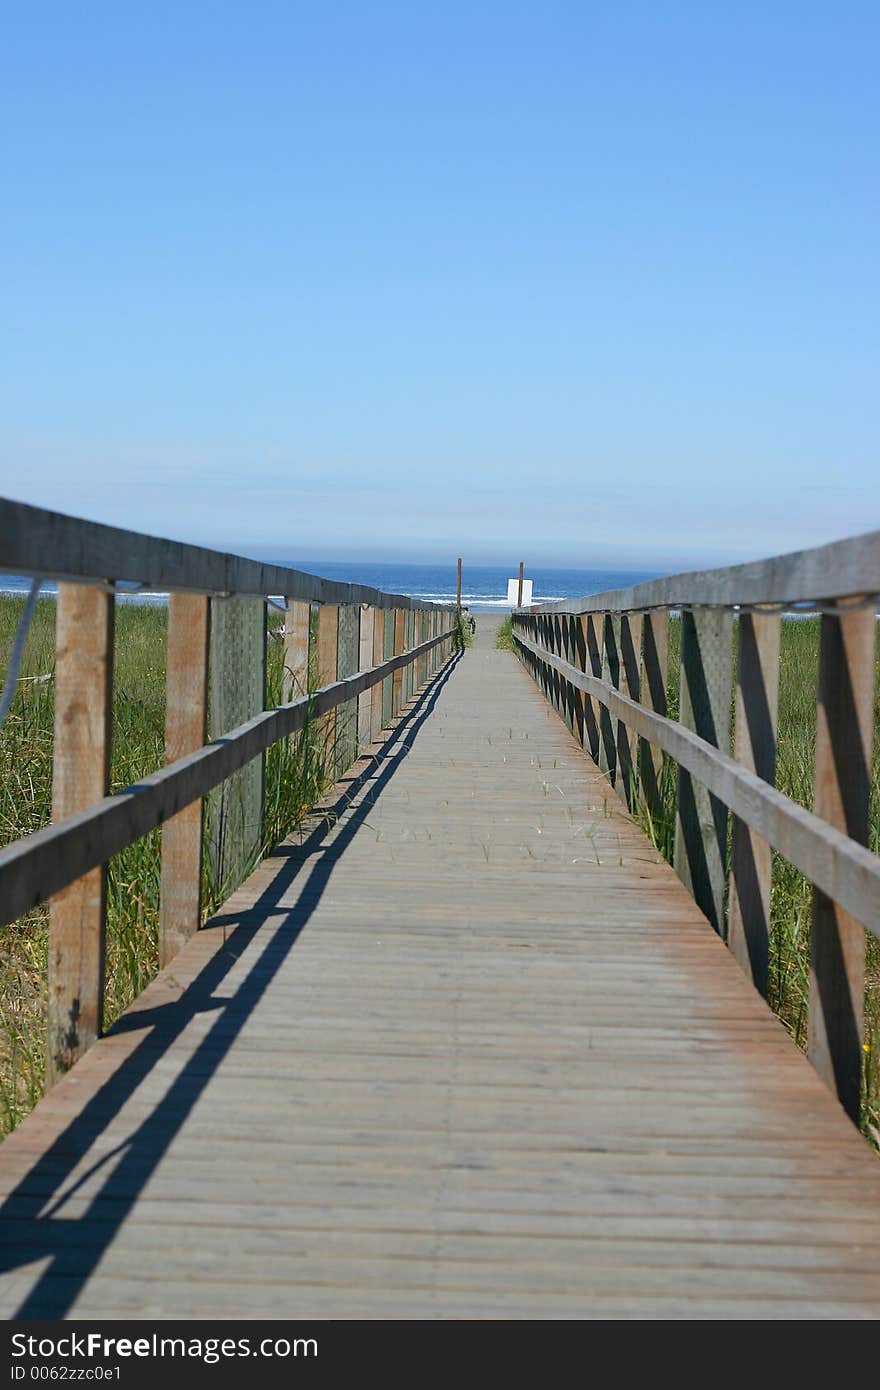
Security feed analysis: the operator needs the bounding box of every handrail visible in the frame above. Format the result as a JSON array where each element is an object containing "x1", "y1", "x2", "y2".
[
  {"x1": 531, "y1": 528, "x2": 880, "y2": 614},
  {"x1": 0, "y1": 497, "x2": 452, "y2": 610},
  {"x1": 0, "y1": 624, "x2": 455, "y2": 930},
  {"x1": 511, "y1": 526, "x2": 879, "y2": 1128},
  {"x1": 0, "y1": 499, "x2": 461, "y2": 1091},
  {"x1": 513, "y1": 628, "x2": 880, "y2": 937}
]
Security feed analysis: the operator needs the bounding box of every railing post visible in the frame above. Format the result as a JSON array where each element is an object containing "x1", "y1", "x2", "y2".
[
  {"x1": 316, "y1": 603, "x2": 339, "y2": 774},
  {"x1": 371, "y1": 608, "x2": 385, "y2": 738},
  {"x1": 617, "y1": 612, "x2": 642, "y2": 808},
  {"x1": 808, "y1": 601, "x2": 875, "y2": 1120},
  {"x1": 207, "y1": 596, "x2": 266, "y2": 896},
  {"x1": 638, "y1": 608, "x2": 669, "y2": 835},
  {"x1": 673, "y1": 608, "x2": 734, "y2": 934},
  {"x1": 283, "y1": 600, "x2": 310, "y2": 703},
  {"x1": 47, "y1": 582, "x2": 114, "y2": 1086},
  {"x1": 382, "y1": 605, "x2": 394, "y2": 726},
  {"x1": 391, "y1": 608, "x2": 406, "y2": 717},
  {"x1": 599, "y1": 614, "x2": 617, "y2": 781},
  {"x1": 358, "y1": 605, "x2": 375, "y2": 752},
  {"x1": 584, "y1": 613, "x2": 602, "y2": 763},
  {"x1": 572, "y1": 615, "x2": 587, "y2": 748},
  {"x1": 159, "y1": 594, "x2": 210, "y2": 969},
  {"x1": 336, "y1": 605, "x2": 359, "y2": 776},
  {"x1": 728, "y1": 610, "x2": 780, "y2": 995}
]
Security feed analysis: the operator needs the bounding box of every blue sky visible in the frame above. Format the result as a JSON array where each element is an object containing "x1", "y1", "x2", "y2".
[{"x1": 2, "y1": 2, "x2": 877, "y2": 569}]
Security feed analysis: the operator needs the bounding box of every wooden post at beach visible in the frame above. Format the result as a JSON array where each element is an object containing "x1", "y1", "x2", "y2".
[
  {"x1": 159, "y1": 593, "x2": 210, "y2": 969},
  {"x1": 584, "y1": 612, "x2": 602, "y2": 763},
  {"x1": 617, "y1": 612, "x2": 642, "y2": 809},
  {"x1": 638, "y1": 608, "x2": 669, "y2": 835},
  {"x1": 283, "y1": 600, "x2": 310, "y2": 704},
  {"x1": 371, "y1": 608, "x2": 385, "y2": 739},
  {"x1": 47, "y1": 582, "x2": 115, "y2": 1086},
  {"x1": 599, "y1": 615, "x2": 618, "y2": 782},
  {"x1": 316, "y1": 603, "x2": 339, "y2": 774},
  {"x1": 335, "y1": 605, "x2": 360, "y2": 775},
  {"x1": 391, "y1": 609, "x2": 406, "y2": 717},
  {"x1": 808, "y1": 601, "x2": 875, "y2": 1120},
  {"x1": 357, "y1": 605, "x2": 375, "y2": 753},
  {"x1": 517, "y1": 562, "x2": 524, "y2": 609},
  {"x1": 673, "y1": 609, "x2": 734, "y2": 935},
  {"x1": 728, "y1": 611, "x2": 780, "y2": 996},
  {"x1": 456, "y1": 559, "x2": 462, "y2": 611}
]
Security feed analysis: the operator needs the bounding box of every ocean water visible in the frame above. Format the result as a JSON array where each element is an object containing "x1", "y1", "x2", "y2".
[{"x1": 0, "y1": 560, "x2": 658, "y2": 611}]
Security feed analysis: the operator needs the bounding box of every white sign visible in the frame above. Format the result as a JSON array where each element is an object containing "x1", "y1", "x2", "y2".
[{"x1": 507, "y1": 577, "x2": 533, "y2": 607}]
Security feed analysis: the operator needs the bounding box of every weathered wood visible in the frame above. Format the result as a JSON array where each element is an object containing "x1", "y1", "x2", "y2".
[
  {"x1": 282, "y1": 600, "x2": 310, "y2": 703},
  {"x1": 6, "y1": 623, "x2": 880, "y2": 1320},
  {"x1": 46, "y1": 583, "x2": 114, "y2": 1087},
  {"x1": 371, "y1": 609, "x2": 385, "y2": 739},
  {"x1": 358, "y1": 607, "x2": 375, "y2": 751},
  {"x1": 638, "y1": 609, "x2": 669, "y2": 834},
  {"x1": 584, "y1": 613, "x2": 603, "y2": 763},
  {"x1": 456, "y1": 558, "x2": 462, "y2": 610},
  {"x1": 530, "y1": 528, "x2": 880, "y2": 614},
  {"x1": 335, "y1": 606, "x2": 359, "y2": 776},
  {"x1": 0, "y1": 627, "x2": 454, "y2": 930},
  {"x1": 0, "y1": 497, "x2": 454, "y2": 611},
  {"x1": 382, "y1": 608, "x2": 394, "y2": 726},
  {"x1": 517, "y1": 561, "x2": 524, "y2": 609},
  {"x1": 159, "y1": 594, "x2": 209, "y2": 969},
  {"x1": 674, "y1": 610, "x2": 733, "y2": 934},
  {"x1": 207, "y1": 596, "x2": 266, "y2": 898},
  {"x1": 599, "y1": 615, "x2": 617, "y2": 782},
  {"x1": 728, "y1": 613, "x2": 780, "y2": 995},
  {"x1": 808, "y1": 603, "x2": 876, "y2": 1120},
  {"x1": 391, "y1": 610, "x2": 406, "y2": 717},
  {"x1": 617, "y1": 612, "x2": 642, "y2": 809},
  {"x1": 510, "y1": 628, "x2": 880, "y2": 942},
  {"x1": 316, "y1": 605, "x2": 339, "y2": 775},
  {"x1": 572, "y1": 615, "x2": 587, "y2": 748}
]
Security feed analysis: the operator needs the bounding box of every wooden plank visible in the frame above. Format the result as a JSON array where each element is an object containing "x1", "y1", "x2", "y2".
[
  {"x1": 357, "y1": 606, "x2": 375, "y2": 751},
  {"x1": 510, "y1": 628, "x2": 880, "y2": 940},
  {"x1": 638, "y1": 609, "x2": 669, "y2": 835},
  {"x1": 282, "y1": 600, "x2": 310, "y2": 703},
  {"x1": 371, "y1": 609, "x2": 385, "y2": 739},
  {"x1": 391, "y1": 610, "x2": 406, "y2": 717},
  {"x1": 159, "y1": 594, "x2": 209, "y2": 969},
  {"x1": 599, "y1": 614, "x2": 617, "y2": 782},
  {"x1": 6, "y1": 623, "x2": 880, "y2": 1321},
  {"x1": 728, "y1": 613, "x2": 780, "y2": 995},
  {"x1": 0, "y1": 498, "x2": 454, "y2": 611},
  {"x1": 207, "y1": 596, "x2": 266, "y2": 899},
  {"x1": 617, "y1": 612, "x2": 642, "y2": 809},
  {"x1": 526, "y1": 528, "x2": 880, "y2": 614},
  {"x1": 46, "y1": 582, "x2": 114, "y2": 1087},
  {"x1": 0, "y1": 626, "x2": 455, "y2": 929},
  {"x1": 572, "y1": 615, "x2": 587, "y2": 748},
  {"x1": 674, "y1": 610, "x2": 733, "y2": 934},
  {"x1": 335, "y1": 605, "x2": 359, "y2": 776},
  {"x1": 456, "y1": 558, "x2": 462, "y2": 609},
  {"x1": 584, "y1": 613, "x2": 602, "y2": 762},
  {"x1": 382, "y1": 608, "x2": 394, "y2": 727},
  {"x1": 316, "y1": 604, "x2": 339, "y2": 778},
  {"x1": 808, "y1": 602, "x2": 876, "y2": 1120}
]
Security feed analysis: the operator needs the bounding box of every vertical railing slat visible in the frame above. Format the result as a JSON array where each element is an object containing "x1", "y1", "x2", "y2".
[
  {"x1": 47, "y1": 582, "x2": 115, "y2": 1086},
  {"x1": 638, "y1": 608, "x2": 669, "y2": 837},
  {"x1": 808, "y1": 601, "x2": 875, "y2": 1120},
  {"x1": 618, "y1": 612, "x2": 642, "y2": 808},
  {"x1": 371, "y1": 608, "x2": 385, "y2": 739},
  {"x1": 728, "y1": 611, "x2": 781, "y2": 995},
  {"x1": 358, "y1": 605, "x2": 375, "y2": 752},
  {"x1": 673, "y1": 609, "x2": 734, "y2": 934},
  {"x1": 159, "y1": 593, "x2": 210, "y2": 969}
]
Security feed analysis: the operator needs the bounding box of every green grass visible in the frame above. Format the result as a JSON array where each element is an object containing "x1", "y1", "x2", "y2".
[
  {"x1": 495, "y1": 615, "x2": 516, "y2": 651},
  {"x1": 0, "y1": 596, "x2": 331, "y2": 1136}
]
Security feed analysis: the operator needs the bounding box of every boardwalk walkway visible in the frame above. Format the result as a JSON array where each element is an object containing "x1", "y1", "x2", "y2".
[{"x1": 1, "y1": 624, "x2": 880, "y2": 1318}]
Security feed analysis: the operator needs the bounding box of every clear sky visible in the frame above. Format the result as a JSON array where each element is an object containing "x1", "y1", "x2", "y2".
[{"x1": 2, "y1": 2, "x2": 877, "y2": 569}]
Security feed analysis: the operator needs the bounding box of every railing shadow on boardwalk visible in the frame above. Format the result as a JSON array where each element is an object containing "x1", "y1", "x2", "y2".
[{"x1": 0, "y1": 650, "x2": 463, "y2": 1319}]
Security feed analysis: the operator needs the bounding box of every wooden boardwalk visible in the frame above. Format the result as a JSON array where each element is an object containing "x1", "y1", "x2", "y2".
[{"x1": 1, "y1": 623, "x2": 880, "y2": 1319}]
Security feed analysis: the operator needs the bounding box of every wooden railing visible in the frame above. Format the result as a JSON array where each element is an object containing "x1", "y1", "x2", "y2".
[
  {"x1": 0, "y1": 500, "x2": 458, "y2": 1084},
  {"x1": 511, "y1": 530, "x2": 880, "y2": 1123}
]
